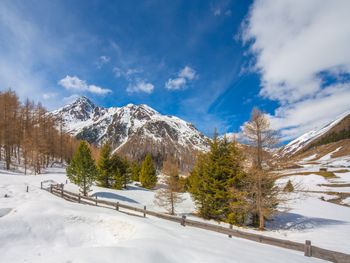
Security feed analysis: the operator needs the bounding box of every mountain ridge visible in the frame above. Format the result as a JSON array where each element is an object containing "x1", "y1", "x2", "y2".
[
  {"x1": 51, "y1": 96, "x2": 209, "y2": 172},
  {"x1": 281, "y1": 110, "x2": 350, "y2": 157}
]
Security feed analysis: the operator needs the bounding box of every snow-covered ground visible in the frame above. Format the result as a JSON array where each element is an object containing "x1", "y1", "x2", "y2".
[{"x1": 0, "y1": 168, "x2": 325, "y2": 263}]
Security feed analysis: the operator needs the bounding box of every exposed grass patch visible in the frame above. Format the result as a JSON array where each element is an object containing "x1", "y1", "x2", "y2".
[
  {"x1": 332, "y1": 169, "x2": 350, "y2": 173},
  {"x1": 284, "y1": 171, "x2": 337, "y2": 179}
]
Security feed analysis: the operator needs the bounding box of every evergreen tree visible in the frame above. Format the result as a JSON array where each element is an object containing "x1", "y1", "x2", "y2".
[
  {"x1": 96, "y1": 143, "x2": 112, "y2": 187},
  {"x1": 188, "y1": 133, "x2": 246, "y2": 223},
  {"x1": 140, "y1": 154, "x2": 157, "y2": 189},
  {"x1": 66, "y1": 141, "x2": 97, "y2": 196},
  {"x1": 110, "y1": 154, "x2": 130, "y2": 189},
  {"x1": 130, "y1": 162, "x2": 141, "y2": 182}
]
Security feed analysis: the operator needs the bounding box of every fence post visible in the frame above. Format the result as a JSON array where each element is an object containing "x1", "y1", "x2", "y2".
[
  {"x1": 116, "y1": 202, "x2": 119, "y2": 211},
  {"x1": 143, "y1": 206, "x2": 146, "y2": 217},
  {"x1": 26, "y1": 185, "x2": 29, "y2": 192},
  {"x1": 304, "y1": 240, "x2": 312, "y2": 257},
  {"x1": 228, "y1": 224, "x2": 232, "y2": 238},
  {"x1": 181, "y1": 215, "x2": 186, "y2": 226},
  {"x1": 65, "y1": 179, "x2": 68, "y2": 184},
  {"x1": 61, "y1": 185, "x2": 64, "y2": 197},
  {"x1": 95, "y1": 195, "x2": 98, "y2": 206},
  {"x1": 41, "y1": 182, "x2": 43, "y2": 189},
  {"x1": 50, "y1": 185, "x2": 53, "y2": 193}
]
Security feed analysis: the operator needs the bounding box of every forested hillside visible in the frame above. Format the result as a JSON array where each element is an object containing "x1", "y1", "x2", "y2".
[{"x1": 0, "y1": 90, "x2": 81, "y2": 174}]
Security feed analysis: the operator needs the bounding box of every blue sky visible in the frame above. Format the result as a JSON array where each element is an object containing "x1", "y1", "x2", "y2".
[{"x1": 1, "y1": 0, "x2": 350, "y2": 140}]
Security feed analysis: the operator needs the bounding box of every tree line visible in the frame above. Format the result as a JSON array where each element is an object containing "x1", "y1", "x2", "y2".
[
  {"x1": 67, "y1": 108, "x2": 289, "y2": 230},
  {"x1": 0, "y1": 89, "x2": 80, "y2": 174},
  {"x1": 67, "y1": 142, "x2": 159, "y2": 196}
]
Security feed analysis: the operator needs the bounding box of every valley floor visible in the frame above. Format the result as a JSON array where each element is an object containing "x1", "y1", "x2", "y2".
[
  {"x1": 1, "y1": 154, "x2": 350, "y2": 262},
  {"x1": 0, "y1": 168, "x2": 327, "y2": 263}
]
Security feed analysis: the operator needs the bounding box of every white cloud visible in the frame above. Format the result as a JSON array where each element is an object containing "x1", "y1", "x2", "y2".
[
  {"x1": 243, "y1": 0, "x2": 350, "y2": 139},
  {"x1": 179, "y1": 66, "x2": 196, "y2": 80},
  {"x1": 127, "y1": 81, "x2": 154, "y2": 94},
  {"x1": 165, "y1": 66, "x2": 197, "y2": 90},
  {"x1": 95, "y1": 55, "x2": 110, "y2": 68},
  {"x1": 58, "y1": 75, "x2": 112, "y2": 95}
]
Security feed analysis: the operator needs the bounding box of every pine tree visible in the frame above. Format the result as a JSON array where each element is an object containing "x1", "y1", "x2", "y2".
[
  {"x1": 188, "y1": 133, "x2": 246, "y2": 223},
  {"x1": 140, "y1": 154, "x2": 157, "y2": 189},
  {"x1": 66, "y1": 141, "x2": 97, "y2": 196},
  {"x1": 110, "y1": 154, "x2": 130, "y2": 189},
  {"x1": 130, "y1": 162, "x2": 141, "y2": 182},
  {"x1": 96, "y1": 143, "x2": 112, "y2": 187},
  {"x1": 154, "y1": 159, "x2": 184, "y2": 215}
]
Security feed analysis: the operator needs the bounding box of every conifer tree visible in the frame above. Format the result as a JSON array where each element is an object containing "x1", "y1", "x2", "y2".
[
  {"x1": 66, "y1": 141, "x2": 97, "y2": 196},
  {"x1": 140, "y1": 154, "x2": 157, "y2": 189},
  {"x1": 110, "y1": 154, "x2": 130, "y2": 189},
  {"x1": 130, "y1": 162, "x2": 141, "y2": 182},
  {"x1": 97, "y1": 143, "x2": 112, "y2": 187},
  {"x1": 189, "y1": 133, "x2": 245, "y2": 223}
]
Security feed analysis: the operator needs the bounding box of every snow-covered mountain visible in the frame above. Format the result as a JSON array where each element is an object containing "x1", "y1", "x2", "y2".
[
  {"x1": 51, "y1": 96, "x2": 209, "y2": 171},
  {"x1": 281, "y1": 111, "x2": 350, "y2": 156}
]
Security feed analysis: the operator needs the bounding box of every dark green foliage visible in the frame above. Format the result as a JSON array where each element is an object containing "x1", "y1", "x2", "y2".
[
  {"x1": 140, "y1": 154, "x2": 157, "y2": 189},
  {"x1": 307, "y1": 129, "x2": 350, "y2": 150},
  {"x1": 284, "y1": 179, "x2": 294, "y2": 192},
  {"x1": 96, "y1": 143, "x2": 112, "y2": 187},
  {"x1": 130, "y1": 162, "x2": 141, "y2": 182},
  {"x1": 188, "y1": 134, "x2": 246, "y2": 224},
  {"x1": 110, "y1": 154, "x2": 130, "y2": 189},
  {"x1": 66, "y1": 141, "x2": 97, "y2": 196}
]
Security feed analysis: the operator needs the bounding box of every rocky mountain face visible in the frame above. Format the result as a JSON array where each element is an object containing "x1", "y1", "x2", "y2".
[
  {"x1": 281, "y1": 111, "x2": 350, "y2": 157},
  {"x1": 51, "y1": 96, "x2": 209, "y2": 172}
]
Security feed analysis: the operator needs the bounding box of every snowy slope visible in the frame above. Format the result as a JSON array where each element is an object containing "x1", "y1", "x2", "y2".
[
  {"x1": 281, "y1": 110, "x2": 350, "y2": 156},
  {"x1": 0, "y1": 169, "x2": 324, "y2": 263}
]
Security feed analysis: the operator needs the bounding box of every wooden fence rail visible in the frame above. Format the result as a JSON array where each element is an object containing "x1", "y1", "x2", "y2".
[{"x1": 44, "y1": 184, "x2": 350, "y2": 263}]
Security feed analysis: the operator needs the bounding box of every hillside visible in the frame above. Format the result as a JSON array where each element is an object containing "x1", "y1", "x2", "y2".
[
  {"x1": 51, "y1": 97, "x2": 209, "y2": 172},
  {"x1": 281, "y1": 111, "x2": 350, "y2": 157}
]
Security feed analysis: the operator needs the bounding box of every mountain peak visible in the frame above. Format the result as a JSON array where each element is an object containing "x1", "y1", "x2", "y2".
[
  {"x1": 51, "y1": 97, "x2": 209, "y2": 171},
  {"x1": 70, "y1": 96, "x2": 97, "y2": 109}
]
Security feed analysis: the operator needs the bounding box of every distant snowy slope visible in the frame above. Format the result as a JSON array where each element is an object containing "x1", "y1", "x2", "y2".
[
  {"x1": 281, "y1": 110, "x2": 350, "y2": 156},
  {"x1": 51, "y1": 96, "x2": 209, "y2": 171}
]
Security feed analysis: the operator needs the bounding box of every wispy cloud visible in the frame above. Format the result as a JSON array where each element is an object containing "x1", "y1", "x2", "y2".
[
  {"x1": 127, "y1": 80, "x2": 154, "y2": 94},
  {"x1": 95, "y1": 55, "x2": 110, "y2": 68},
  {"x1": 58, "y1": 75, "x2": 112, "y2": 95},
  {"x1": 165, "y1": 66, "x2": 197, "y2": 90},
  {"x1": 242, "y1": 0, "x2": 350, "y2": 139},
  {"x1": 113, "y1": 67, "x2": 143, "y2": 80}
]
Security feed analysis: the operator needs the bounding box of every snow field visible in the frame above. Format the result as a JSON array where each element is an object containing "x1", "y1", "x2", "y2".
[{"x1": 0, "y1": 169, "x2": 325, "y2": 263}]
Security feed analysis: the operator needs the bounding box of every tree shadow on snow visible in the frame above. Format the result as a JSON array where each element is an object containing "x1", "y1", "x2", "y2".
[
  {"x1": 267, "y1": 212, "x2": 348, "y2": 231},
  {"x1": 92, "y1": 192, "x2": 139, "y2": 204}
]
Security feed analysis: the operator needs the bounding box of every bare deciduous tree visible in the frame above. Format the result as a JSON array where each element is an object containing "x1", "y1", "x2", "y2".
[
  {"x1": 242, "y1": 108, "x2": 281, "y2": 230},
  {"x1": 154, "y1": 159, "x2": 184, "y2": 215}
]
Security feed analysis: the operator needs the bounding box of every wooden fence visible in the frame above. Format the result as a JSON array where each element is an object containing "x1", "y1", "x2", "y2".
[{"x1": 43, "y1": 183, "x2": 350, "y2": 263}]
